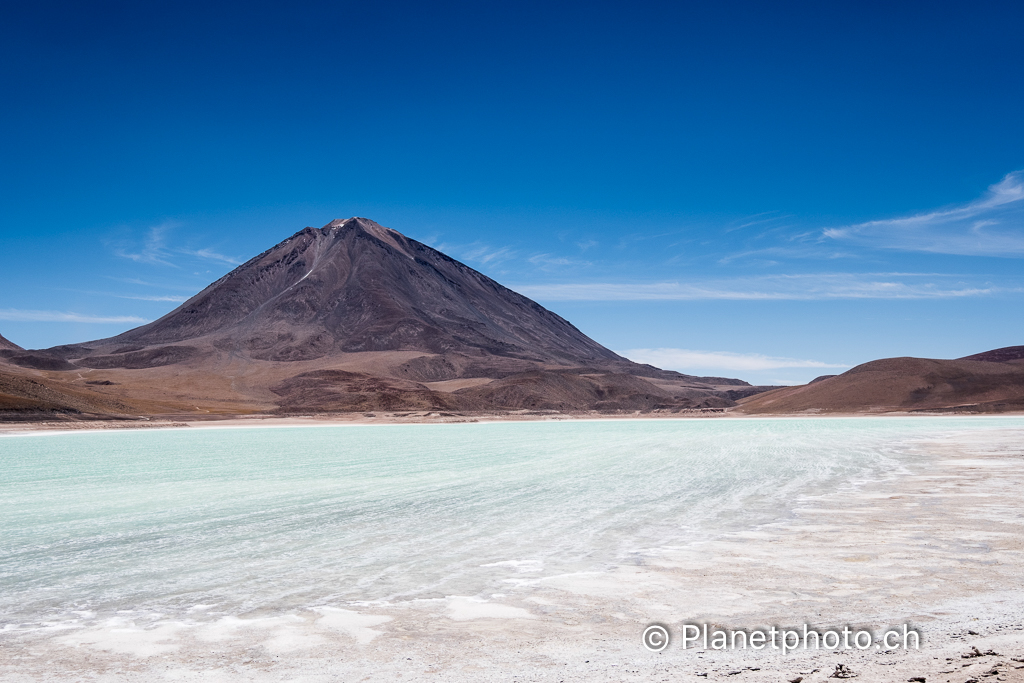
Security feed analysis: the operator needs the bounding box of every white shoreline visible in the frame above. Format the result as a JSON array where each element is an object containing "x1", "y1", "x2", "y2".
[{"x1": 3, "y1": 411, "x2": 1024, "y2": 439}]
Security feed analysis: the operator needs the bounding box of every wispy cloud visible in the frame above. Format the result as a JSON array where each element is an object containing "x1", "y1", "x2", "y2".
[
  {"x1": 722, "y1": 210, "x2": 794, "y2": 233},
  {"x1": 182, "y1": 248, "x2": 243, "y2": 265},
  {"x1": 513, "y1": 272, "x2": 1007, "y2": 301},
  {"x1": 116, "y1": 294, "x2": 189, "y2": 302},
  {"x1": 113, "y1": 223, "x2": 243, "y2": 266},
  {"x1": 825, "y1": 170, "x2": 1024, "y2": 256},
  {"x1": 527, "y1": 253, "x2": 592, "y2": 269},
  {"x1": 716, "y1": 245, "x2": 857, "y2": 265},
  {"x1": 105, "y1": 276, "x2": 200, "y2": 291},
  {"x1": 56, "y1": 288, "x2": 190, "y2": 303},
  {"x1": 458, "y1": 244, "x2": 517, "y2": 265},
  {"x1": 619, "y1": 348, "x2": 848, "y2": 372},
  {"x1": 0, "y1": 309, "x2": 149, "y2": 324},
  {"x1": 114, "y1": 223, "x2": 177, "y2": 266}
]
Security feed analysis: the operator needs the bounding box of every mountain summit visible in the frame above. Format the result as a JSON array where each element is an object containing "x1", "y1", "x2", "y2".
[
  {"x1": 1, "y1": 219, "x2": 767, "y2": 418},
  {"x1": 87, "y1": 218, "x2": 622, "y2": 365}
]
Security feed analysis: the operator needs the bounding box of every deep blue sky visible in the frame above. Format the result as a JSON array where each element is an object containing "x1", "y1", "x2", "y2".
[{"x1": 2, "y1": 0, "x2": 1023, "y2": 384}]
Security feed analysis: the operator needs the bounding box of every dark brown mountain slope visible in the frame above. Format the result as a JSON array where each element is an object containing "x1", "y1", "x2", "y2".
[
  {"x1": 2, "y1": 219, "x2": 769, "y2": 419},
  {"x1": 59, "y1": 218, "x2": 621, "y2": 365},
  {"x1": 736, "y1": 352, "x2": 1024, "y2": 415},
  {"x1": 0, "y1": 333, "x2": 22, "y2": 351}
]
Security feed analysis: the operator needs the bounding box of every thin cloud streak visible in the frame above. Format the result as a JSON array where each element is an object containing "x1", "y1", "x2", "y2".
[
  {"x1": 115, "y1": 223, "x2": 178, "y2": 266},
  {"x1": 113, "y1": 223, "x2": 243, "y2": 266},
  {"x1": 723, "y1": 210, "x2": 793, "y2": 233},
  {"x1": 514, "y1": 273, "x2": 1006, "y2": 301},
  {"x1": 825, "y1": 170, "x2": 1024, "y2": 256},
  {"x1": 446, "y1": 242, "x2": 518, "y2": 266},
  {"x1": 105, "y1": 276, "x2": 200, "y2": 291},
  {"x1": 54, "y1": 287, "x2": 191, "y2": 303},
  {"x1": 183, "y1": 248, "x2": 243, "y2": 265},
  {"x1": 527, "y1": 253, "x2": 592, "y2": 269},
  {"x1": 620, "y1": 348, "x2": 848, "y2": 372},
  {"x1": 0, "y1": 309, "x2": 149, "y2": 324},
  {"x1": 116, "y1": 294, "x2": 189, "y2": 302}
]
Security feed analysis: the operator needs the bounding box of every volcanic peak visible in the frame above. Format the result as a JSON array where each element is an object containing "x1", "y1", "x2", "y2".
[{"x1": 60, "y1": 218, "x2": 624, "y2": 366}]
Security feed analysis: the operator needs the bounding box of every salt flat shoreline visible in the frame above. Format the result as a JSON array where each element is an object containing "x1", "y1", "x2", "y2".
[
  {"x1": 2, "y1": 420, "x2": 1024, "y2": 682},
  {"x1": 3, "y1": 409, "x2": 1024, "y2": 438},
  {"x1": 0, "y1": 411, "x2": 727, "y2": 437}
]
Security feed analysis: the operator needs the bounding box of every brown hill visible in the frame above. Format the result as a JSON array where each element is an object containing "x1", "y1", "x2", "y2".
[
  {"x1": 2, "y1": 219, "x2": 770, "y2": 420},
  {"x1": 0, "y1": 333, "x2": 22, "y2": 351},
  {"x1": 959, "y1": 345, "x2": 1024, "y2": 364},
  {"x1": 0, "y1": 369, "x2": 145, "y2": 421},
  {"x1": 0, "y1": 346, "x2": 140, "y2": 421},
  {"x1": 736, "y1": 353, "x2": 1024, "y2": 415}
]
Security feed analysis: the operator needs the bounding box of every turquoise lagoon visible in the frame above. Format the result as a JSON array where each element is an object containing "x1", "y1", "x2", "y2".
[{"x1": 2, "y1": 417, "x2": 1019, "y2": 628}]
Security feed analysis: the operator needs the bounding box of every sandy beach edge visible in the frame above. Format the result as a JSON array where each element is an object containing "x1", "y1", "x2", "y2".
[{"x1": 4, "y1": 408, "x2": 1024, "y2": 438}]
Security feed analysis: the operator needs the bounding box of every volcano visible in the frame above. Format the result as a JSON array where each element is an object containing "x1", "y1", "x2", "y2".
[
  {"x1": 3, "y1": 219, "x2": 767, "y2": 418},
  {"x1": 69, "y1": 218, "x2": 623, "y2": 365}
]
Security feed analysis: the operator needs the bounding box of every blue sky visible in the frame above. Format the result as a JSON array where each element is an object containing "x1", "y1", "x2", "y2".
[{"x1": 1, "y1": 1, "x2": 1022, "y2": 385}]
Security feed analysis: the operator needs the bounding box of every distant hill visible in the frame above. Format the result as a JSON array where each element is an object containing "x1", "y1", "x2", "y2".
[
  {"x1": 737, "y1": 352, "x2": 1024, "y2": 415},
  {"x1": 0, "y1": 333, "x2": 21, "y2": 351},
  {"x1": 958, "y1": 345, "x2": 1024, "y2": 364},
  {"x1": 0, "y1": 356, "x2": 139, "y2": 422},
  {"x1": 1, "y1": 219, "x2": 772, "y2": 420}
]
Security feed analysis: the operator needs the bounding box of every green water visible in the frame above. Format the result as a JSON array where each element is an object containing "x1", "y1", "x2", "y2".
[{"x1": 2, "y1": 417, "x2": 1018, "y2": 628}]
